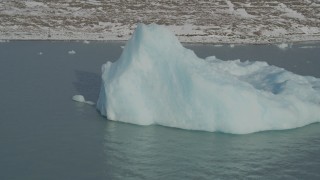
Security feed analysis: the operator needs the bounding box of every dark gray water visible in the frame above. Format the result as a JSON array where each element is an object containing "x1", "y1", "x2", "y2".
[{"x1": 0, "y1": 41, "x2": 320, "y2": 180}]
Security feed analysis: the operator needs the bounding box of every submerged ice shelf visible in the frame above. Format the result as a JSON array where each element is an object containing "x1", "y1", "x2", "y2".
[{"x1": 97, "y1": 24, "x2": 320, "y2": 134}]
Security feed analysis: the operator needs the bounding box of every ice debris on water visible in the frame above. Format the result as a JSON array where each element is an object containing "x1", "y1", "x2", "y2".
[
  {"x1": 72, "y1": 95, "x2": 95, "y2": 105},
  {"x1": 83, "y1": 40, "x2": 90, "y2": 44},
  {"x1": 0, "y1": 39, "x2": 9, "y2": 43},
  {"x1": 277, "y1": 43, "x2": 289, "y2": 50},
  {"x1": 68, "y1": 50, "x2": 76, "y2": 55}
]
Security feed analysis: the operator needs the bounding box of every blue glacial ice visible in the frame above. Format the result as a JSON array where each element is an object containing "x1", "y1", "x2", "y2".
[{"x1": 97, "y1": 24, "x2": 320, "y2": 134}]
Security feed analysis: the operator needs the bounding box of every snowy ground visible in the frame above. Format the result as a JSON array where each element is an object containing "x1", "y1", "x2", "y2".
[{"x1": 1, "y1": 0, "x2": 320, "y2": 44}]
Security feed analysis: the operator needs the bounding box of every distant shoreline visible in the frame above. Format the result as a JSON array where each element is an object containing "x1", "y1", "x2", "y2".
[
  {"x1": 1, "y1": 35, "x2": 320, "y2": 45},
  {"x1": 1, "y1": 1, "x2": 319, "y2": 45}
]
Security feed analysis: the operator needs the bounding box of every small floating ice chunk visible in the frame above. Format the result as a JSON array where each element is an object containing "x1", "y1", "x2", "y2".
[
  {"x1": 277, "y1": 43, "x2": 289, "y2": 50},
  {"x1": 68, "y1": 50, "x2": 76, "y2": 55},
  {"x1": 83, "y1": 40, "x2": 90, "y2": 44},
  {"x1": 38, "y1": 52, "x2": 43, "y2": 55},
  {"x1": 72, "y1": 95, "x2": 95, "y2": 105},
  {"x1": 229, "y1": 44, "x2": 235, "y2": 48},
  {"x1": 299, "y1": 46, "x2": 317, "y2": 49},
  {"x1": 72, "y1": 95, "x2": 86, "y2": 103},
  {"x1": 85, "y1": 101, "x2": 95, "y2": 105},
  {"x1": 0, "y1": 39, "x2": 9, "y2": 43},
  {"x1": 120, "y1": 46, "x2": 125, "y2": 49}
]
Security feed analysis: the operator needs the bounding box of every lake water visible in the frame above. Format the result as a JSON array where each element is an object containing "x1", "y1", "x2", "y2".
[{"x1": 0, "y1": 41, "x2": 320, "y2": 179}]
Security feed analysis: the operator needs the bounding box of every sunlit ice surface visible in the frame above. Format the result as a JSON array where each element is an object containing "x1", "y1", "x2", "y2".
[{"x1": 97, "y1": 24, "x2": 320, "y2": 134}]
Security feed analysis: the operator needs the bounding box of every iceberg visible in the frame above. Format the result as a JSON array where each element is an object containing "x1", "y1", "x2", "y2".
[{"x1": 97, "y1": 24, "x2": 320, "y2": 134}]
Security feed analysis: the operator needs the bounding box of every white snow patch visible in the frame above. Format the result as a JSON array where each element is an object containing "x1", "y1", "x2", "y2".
[
  {"x1": 300, "y1": 27, "x2": 320, "y2": 35},
  {"x1": 262, "y1": 28, "x2": 288, "y2": 37},
  {"x1": 24, "y1": 1, "x2": 47, "y2": 8},
  {"x1": 225, "y1": 0, "x2": 255, "y2": 18},
  {"x1": 168, "y1": 24, "x2": 206, "y2": 36},
  {"x1": 234, "y1": 8, "x2": 255, "y2": 18},
  {"x1": 225, "y1": 0, "x2": 235, "y2": 12},
  {"x1": 87, "y1": 0, "x2": 102, "y2": 5},
  {"x1": 276, "y1": 3, "x2": 305, "y2": 20}
]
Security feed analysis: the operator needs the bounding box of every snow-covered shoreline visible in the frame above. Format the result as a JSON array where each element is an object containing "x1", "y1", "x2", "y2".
[
  {"x1": 2, "y1": 34, "x2": 320, "y2": 45},
  {"x1": 1, "y1": 0, "x2": 320, "y2": 44},
  {"x1": 2, "y1": 28, "x2": 320, "y2": 45}
]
